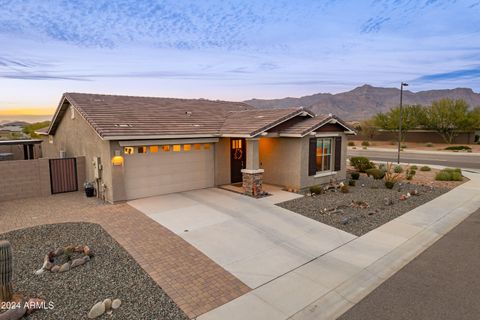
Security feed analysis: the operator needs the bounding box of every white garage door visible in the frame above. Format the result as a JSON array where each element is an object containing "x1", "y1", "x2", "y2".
[{"x1": 124, "y1": 145, "x2": 214, "y2": 200}]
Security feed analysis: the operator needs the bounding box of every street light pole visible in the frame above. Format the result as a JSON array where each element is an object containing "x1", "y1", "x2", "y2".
[{"x1": 397, "y1": 82, "x2": 408, "y2": 164}]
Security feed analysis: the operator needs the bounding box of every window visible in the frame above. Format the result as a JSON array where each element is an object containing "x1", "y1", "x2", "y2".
[
  {"x1": 172, "y1": 144, "x2": 181, "y2": 152},
  {"x1": 124, "y1": 147, "x2": 134, "y2": 155},
  {"x1": 316, "y1": 138, "x2": 333, "y2": 172},
  {"x1": 138, "y1": 146, "x2": 147, "y2": 154},
  {"x1": 149, "y1": 146, "x2": 159, "y2": 153},
  {"x1": 161, "y1": 145, "x2": 170, "y2": 152},
  {"x1": 204, "y1": 144, "x2": 211, "y2": 150},
  {"x1": 183, "y1": 144, "x2": 191, "y2": 151},
  {"x1": 194, "y1": 144, "x2": 201, "y2": 150}
]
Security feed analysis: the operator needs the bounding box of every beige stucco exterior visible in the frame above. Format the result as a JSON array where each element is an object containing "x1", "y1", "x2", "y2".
[
  {"x1": 43, "y1": 106, "x2": 349, "y2": 202},
  {"x1": 42, "y1": 104, "x2": 115, "y2": 202}
]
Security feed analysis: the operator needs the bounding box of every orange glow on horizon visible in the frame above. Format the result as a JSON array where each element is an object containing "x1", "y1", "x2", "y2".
[{"x1": 0, "y1": 107, "x2": 55, "y2": 116}]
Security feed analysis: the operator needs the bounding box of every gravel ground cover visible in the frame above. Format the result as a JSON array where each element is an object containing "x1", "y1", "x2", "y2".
[
  {"x1": 277, "y1": 175, "x2": 452, "y2": 236},
  {"x1": 0, "y1": 222, "x2": 188, "y2": 320}
]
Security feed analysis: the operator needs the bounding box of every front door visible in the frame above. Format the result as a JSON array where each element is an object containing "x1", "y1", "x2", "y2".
[{"x1": 230, "y1": 138, "x2": 246, "y2": 183}]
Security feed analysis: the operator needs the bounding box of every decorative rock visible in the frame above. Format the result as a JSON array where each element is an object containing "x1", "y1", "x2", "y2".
[
  {"x1": 34, "y1": 268, "x2": 44, "y2": 275},
  {"x1": 111, "y1": 299, "x2": 121, "y2": 310},
  {"x1": 50, "y1": 265, "x2": 60, "y2": 273},
  {"x1": 42, "y1": 260, "x2": 53, "y2": 270},
  {"x1": 384, "y1": 198, "x2": 394, "y2": 206},
  {"x1": 88, "y1": 301, "x2": 105, "y2": 319},
  {"x1": 83, "y1": 255, "x2": 91, "y2": 262},
  {"x1": 70, "y1": 258, "x2": 85, "y2": 268},
  {"x1": 103, "y1": 298, "x2": 112, "y2": 311},
  {"x1": 74, "y1": 245, "x2": 84, "y2": 253},
  {"x1": 26, "y1": 298, "x2": 46, "y2": 315},
  {"x1": 54, "y1": 247, "x2": 64, "y2": 256},
  {"x1": 83, "y1": 245, "x2": 91, "y2": 256},
  {"x1": 59, "y1": 262, "x2": 70, "y2": 272},
  {"x1": 0, "y1": 305, "x2": 26, "y2": 320}
]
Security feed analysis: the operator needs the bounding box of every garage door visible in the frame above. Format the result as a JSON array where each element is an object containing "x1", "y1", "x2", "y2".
[{"x1": 124, "y1": 144, "x2": 214, "y2": 200}]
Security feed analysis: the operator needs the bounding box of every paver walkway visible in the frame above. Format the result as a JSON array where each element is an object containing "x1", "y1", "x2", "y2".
[
  {"x1": 338, "y1": 207, "x2": 480, "y2": 320},
  {"x1": 0, "y1": 193, "x2": 250, "y2": 318}
]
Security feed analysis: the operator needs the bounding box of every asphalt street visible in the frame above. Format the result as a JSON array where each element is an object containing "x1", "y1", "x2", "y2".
[
  {"x1": 338, "y1": 208, "x2": 480, "y2": 320},
  {"x1": 348, "y1": 149, "x2": 480, "y2": 169}
]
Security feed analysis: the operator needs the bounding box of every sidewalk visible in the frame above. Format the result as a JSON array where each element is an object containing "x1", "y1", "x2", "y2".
[
  {"x1": 339, "y1": 207, "x2": 480, "y2": 320},
  {"x1": 198, "y1": 170, "x2": 480, "y2": 320}
]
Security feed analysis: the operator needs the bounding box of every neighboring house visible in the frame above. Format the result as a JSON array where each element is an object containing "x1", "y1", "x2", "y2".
[
  {"x1": 0, "y1": 139, "x2": 42, "y2": 161},
  {"x1": 42, "y1": 93, "x2": 355, "y2": 203}
]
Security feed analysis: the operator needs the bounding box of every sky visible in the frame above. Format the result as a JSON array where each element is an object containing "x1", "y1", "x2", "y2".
[{"x1": 0, "y1": 0, "x2": 479, "y2": 116}]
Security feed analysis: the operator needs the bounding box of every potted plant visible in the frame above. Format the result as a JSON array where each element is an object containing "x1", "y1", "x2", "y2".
[{"x1": 84, "y1": 181, "x2": 95, "y2": 197}]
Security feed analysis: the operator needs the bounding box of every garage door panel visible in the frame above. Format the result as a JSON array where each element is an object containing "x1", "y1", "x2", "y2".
[{"x1": 124, "y1": 148, "x2": 214, "y2": 200}]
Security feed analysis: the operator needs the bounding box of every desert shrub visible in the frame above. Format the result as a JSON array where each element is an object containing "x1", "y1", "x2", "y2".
[
  {"x1": 309, "y1": 185, "x2": 324, "y2": 195},
  {"x1": 365, "y1": 168, "x2": 385, "y2": 180},
  {"x1": 340, "y1": 185, "x2": 349, "y2": 193},
  {"x1": 435, "y1": 168, "x2": 463, "y2": 181},
  {"x1": 385, "y1": 181, "x2": 395, "y2": 189},
  {"x1": 394, "y1": 165, "x2": 403, "y2": 173},
  {"x1": 378, "y1": 163, "x2": 386, "y2": 171},
  {"x1": 410, "y1": 165, "x2": 418, "y2": 170},
  {"x1": 389, "y1": 140, "x2": 396, "y2": 145},
  {"x1": 405, "y1": 168, "x2": 416, "y2": 180},
  {"x1": 401, "y1": 144, "x2": 407, "y2": 149},
  {"x1": 350, "y1": 157, "x2": 375, "y2": 172},
  {"x1": 348, "y1": 179, "x2": 356, "y2": 186},
  {"x1": 420, "y1": 166, "x2": 431, "y2": 171},
  {"x1": 361, "y1": 141, "x2": 370, "y2": 147},
  {"x1": 350, "y1": 172, "x2": 360, "y2": 180},
  {"x1": 425, "y1": 142, "x2": 433, "y2": 147},
  {"x1": 348, "y1": 141, "x2": 355, "y2": 146},
  {"x1": 383, "y1": 162, "x2": 403, "y2": 189},
  {"x1": 445, "y1": 145, "x2": 471, "y2": 151}
]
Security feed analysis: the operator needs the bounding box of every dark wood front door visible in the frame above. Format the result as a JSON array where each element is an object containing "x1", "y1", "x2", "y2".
[{"x1": 230, "y1": 138, "x2": 246, "y2": 183}]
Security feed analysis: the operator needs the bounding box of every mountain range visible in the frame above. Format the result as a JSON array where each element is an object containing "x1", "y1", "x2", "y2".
[{"x1": 244, "y1": 85, "x2": 480, "y2": 120}]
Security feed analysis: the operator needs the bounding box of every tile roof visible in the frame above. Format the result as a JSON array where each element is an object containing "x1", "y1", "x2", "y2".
[
  {"x1": 47, "y1": 92, "x2": 349, "y2": 139},
  {"x1": 279, "y1": 114, "x2": 355, "y2": 136}
]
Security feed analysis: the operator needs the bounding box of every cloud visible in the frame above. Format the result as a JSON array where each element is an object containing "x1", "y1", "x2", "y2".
[{"x1": 415, "y1": 67, "x2": 480, "y2": 82}]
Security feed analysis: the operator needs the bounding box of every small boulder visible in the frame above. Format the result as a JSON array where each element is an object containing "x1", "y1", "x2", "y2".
[
  {"x1": 34, "y1": 268, "x2": 44, "y2": 275},
  {"x1": 103, "y1": 298, "x2": 112, "y2": 311},
  {"x1": 70, "y1": 258, "x2": 85, "y2": 268},
  {"x1": 83, "y1": 245, "x2": 91, "y2": 256},
  {"x1": 42, "y1": 260, "x2": 53, "y2": 270},
  {"x1": 88, "y1": 302, "x2": 105, "y2": 319},
  {"x1": 74, "y1": 245, "x2": 84, "y2": 253},
  {"x1": 59, "y1": 262, "x2": 70, "y2": 272},
  {"x1": 26, "y1": 298, "x2": 46, "y2": 315},
  {"x1": 83, "y1": 255, "x2": 91, "y2": 263},
  {"x1": 111, "y1": 299, "x2": 121, "y2": 310},
  {"x1": 51, "y1": 265, "x2": 60, "y2": 273},
  {"x1": 0, "y1": 305, "x2": 26, "y2": 320},
  {"x1": 54, "y1": 247, "x2": 64, "y2": 256}
]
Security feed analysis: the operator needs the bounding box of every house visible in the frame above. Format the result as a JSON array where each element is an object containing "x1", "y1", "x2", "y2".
[{"x1": 42, "y1": 93, "x2": 355, "y2": 203}]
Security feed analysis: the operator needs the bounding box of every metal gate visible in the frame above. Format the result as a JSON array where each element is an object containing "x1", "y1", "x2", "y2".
[{"x1": 49, "y1": 158, "x2": 78, "y2": 194}]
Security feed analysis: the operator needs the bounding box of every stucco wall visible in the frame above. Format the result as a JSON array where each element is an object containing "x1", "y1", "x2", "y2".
[
  {"x1": 214, "y1": 138, "x2": 231, "y2": 186},
  {"x1": 42, "y1": 104, "x2": 114, "y2": 202},
  {"x1": 259, "y1": 137, "x2": 302, "y2": 189},
  {"x1": 300, "y1": 133, "x2": 348, "y2": 189}
]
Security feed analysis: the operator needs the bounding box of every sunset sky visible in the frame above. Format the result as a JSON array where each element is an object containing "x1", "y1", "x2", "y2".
[{"x1": 0, "y1": 0, "x2": 479, "y2": 117}]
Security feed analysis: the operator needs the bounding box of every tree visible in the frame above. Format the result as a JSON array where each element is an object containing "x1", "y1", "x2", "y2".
[
  {"x1": 22, "y1": 121, "x2": 50, "y2": 138},
  {"x1": 424, "y1": 99, "x2": 474, "y2": 144},
  {"x1": 358, "y1": 119, "x2": 378, "y2": 141},
  {"x1": 373, "y1": 104, "x2": 426, "y2": 142}
]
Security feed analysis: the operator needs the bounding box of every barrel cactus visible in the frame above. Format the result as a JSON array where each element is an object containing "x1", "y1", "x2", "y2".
[{"x1": 0, "y1": 240, "x2": 13, "y2": 302}]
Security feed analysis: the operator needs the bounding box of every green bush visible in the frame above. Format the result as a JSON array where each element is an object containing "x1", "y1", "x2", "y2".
[
  {"x1": 350, "y1": 172, "x2": 360, "y2": 180},
  {"x1": 378, "y1": 163, "x2": 386, "y2": 171},
  {"x1": 348, "y1": 141, "x2": 355, "y2": 146},
  {"x1": 435, "y1": 168, "x2": 463, "y2": 181},
  {"x1": 350, "y1": 157, "x2": 375, "y2": 173},
  {"x1": 309, "y1": 185, "x2": 324, "y2": 195},
  {"x1": 348, "y1": 179, "x2": 356, "y2": 186},
  {"x1": 425, "y1": 142, "x2": 433, "y2": 147},
  {"x1": 365, "y1": 168, "x2": 385, "y2": 180},
  {"x1": 361, "y1": 141, "x2": 370, "y2": 147},
  {"x1": 410, "y1": 165, "x2": 418, "y2": 170},
  {"x1": 340, "y1": 185, "x2": 349, "y2": 193},
  {"x1": 394, "y1": 165, "x2": 403, "y2": 173},
  {"x1": 445, "y1": 145, "x2": 471, "y2": 151},
  {"x1": 385, "y1": 181, "x2": 395, "y2": 189},
  {"x1": 420, "y1": 166, "x2": 431, "y2": 171}
]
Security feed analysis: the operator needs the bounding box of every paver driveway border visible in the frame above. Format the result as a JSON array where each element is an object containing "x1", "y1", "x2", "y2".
[{"x1": 199, "y1": 169, "x2": 480, "y2": 320}]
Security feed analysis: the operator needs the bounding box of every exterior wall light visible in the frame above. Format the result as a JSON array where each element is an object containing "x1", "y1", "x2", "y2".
[{"x1": 112, "y1": 150, "x2": 124, "y2": 166}]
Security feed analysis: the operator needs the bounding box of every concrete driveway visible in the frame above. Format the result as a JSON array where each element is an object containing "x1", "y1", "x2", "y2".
[{"x1": 129, "y1": 187, "x2": 356, "y2": 289}]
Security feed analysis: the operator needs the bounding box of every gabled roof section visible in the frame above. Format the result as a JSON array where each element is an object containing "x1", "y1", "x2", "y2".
[
  {"x1": 220, "y1": 108, "x2": 313, "y2": 137},
  {"x1": 48, "y1": 93, "x2": 254, "y2": 138},
  {"x1": 279, "y1": 114, "x2": 356, "y2": 137}
]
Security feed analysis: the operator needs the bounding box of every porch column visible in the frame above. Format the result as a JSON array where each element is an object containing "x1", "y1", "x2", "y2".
[{"x1": 241, "y1": 138, "x2": 264, "y2": 197}]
